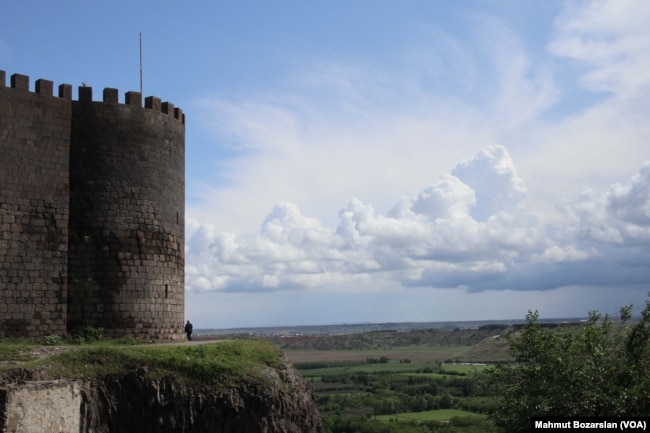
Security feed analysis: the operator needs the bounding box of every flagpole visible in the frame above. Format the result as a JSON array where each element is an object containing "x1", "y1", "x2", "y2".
[{"x1": 139, "y1": 32, "x2": 143, "y2": 95}]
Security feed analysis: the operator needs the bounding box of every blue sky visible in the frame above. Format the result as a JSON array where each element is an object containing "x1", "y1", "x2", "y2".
[{"x1": 3, "y1": 1, "x2": 650, "y2": 328}]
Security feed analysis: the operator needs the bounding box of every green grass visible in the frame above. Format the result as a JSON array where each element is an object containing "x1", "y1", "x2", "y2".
[
  {"x1": 396, "y1": 364, "x2": 490, "y2": 378},
  {"x1": 441, "y1": 364, "x2": 489, "y2": 373},
  {"x1": 1, "y1": 340, "x2": 282, "y2": 387},
  {"x1": 284, "y1": 342, "x2": 511, "y2": 364},
  {"x1": 374, "y1": 409, "x2": 487, "y2": 422},
  {"x1": 299, "y1": 361, "x2": 428, "y2": 377},
  {"x1": 0, "y1": 338, "x2": 40, "y2": 363},
  {"x1": 298, "y1": 359, "x2": 489, "y2": 379}
]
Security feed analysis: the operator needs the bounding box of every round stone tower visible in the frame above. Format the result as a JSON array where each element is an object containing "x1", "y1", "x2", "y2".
[
  {"x1": 66, "y1": 87, "x2": 185, "y2": 340},
  {"x1": 1, "y1": 71, "x2": 185, "y2": 339}
]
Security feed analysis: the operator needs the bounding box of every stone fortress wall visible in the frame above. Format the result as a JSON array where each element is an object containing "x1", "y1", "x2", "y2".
[{"x1": 0, "y1": 70, "x2": 185, "y2": 339}]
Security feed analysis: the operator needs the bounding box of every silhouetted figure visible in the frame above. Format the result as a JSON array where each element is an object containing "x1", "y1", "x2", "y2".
[{"x1": 184, "y1": 320, "x2": 193, "y2": 341}]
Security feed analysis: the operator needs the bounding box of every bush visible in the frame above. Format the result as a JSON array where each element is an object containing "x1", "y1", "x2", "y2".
[
  {"x1": 42, "y1": 326, "x2": 105, "y2": 346},
  {"x1": 489, "y1": 295, "x2": 650, "y2": 432},
  {"x1": 78, "y1": 325, "x2": 104, "y2": 343},
  {"x1": 43, "y1": 334, "x2": 64, "y2": 346}
]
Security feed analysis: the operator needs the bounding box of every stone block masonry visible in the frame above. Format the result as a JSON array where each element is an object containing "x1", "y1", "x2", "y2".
[
  {"x1": 0, "y1": 73, "x2": 71, "y2": 338},
  {"x1": 0, "y1": 70, "x2": 185, "y2": 339}
]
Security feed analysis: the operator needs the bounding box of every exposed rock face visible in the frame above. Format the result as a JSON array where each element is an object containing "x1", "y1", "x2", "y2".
[{"x1": 0, "y1": 360, "x2": 322, "y2": 433}]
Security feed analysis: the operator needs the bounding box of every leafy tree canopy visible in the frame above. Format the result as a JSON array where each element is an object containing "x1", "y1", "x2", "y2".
[{"x1": 489, "y1": 294, "x2": 650, "y2": 432}]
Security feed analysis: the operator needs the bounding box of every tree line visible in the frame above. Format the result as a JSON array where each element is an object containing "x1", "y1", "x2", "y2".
[{"x1": 489, "y1": 295, "x2": 650, "y2": 432}]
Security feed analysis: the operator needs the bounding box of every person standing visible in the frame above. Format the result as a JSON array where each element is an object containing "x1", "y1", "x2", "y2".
[{"x1": 184, "y1": 320, "x2": 193, "y2": 341}]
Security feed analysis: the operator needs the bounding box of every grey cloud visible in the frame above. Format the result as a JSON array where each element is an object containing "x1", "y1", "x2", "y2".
[{"x1": 606, "y1": 162, "x2": 650, "y2": 226}]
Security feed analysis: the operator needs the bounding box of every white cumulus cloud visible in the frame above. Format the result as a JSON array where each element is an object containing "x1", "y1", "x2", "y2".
[{"x1": 185, "y1": 145, "x2": 650, "y2": 297}]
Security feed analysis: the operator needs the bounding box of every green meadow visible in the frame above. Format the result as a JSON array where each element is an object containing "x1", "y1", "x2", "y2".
[
  {"x1": 276, "y1": 326, "x2": 511, "y2": 433},
  {"x1": 374, "y1": 408, "x2": 486, "y2": 422}
]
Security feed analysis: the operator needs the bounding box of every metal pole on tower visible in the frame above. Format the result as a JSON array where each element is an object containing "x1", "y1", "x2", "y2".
[{"x1": 140, "y1": 32, "x2": 143, "y2": 95}]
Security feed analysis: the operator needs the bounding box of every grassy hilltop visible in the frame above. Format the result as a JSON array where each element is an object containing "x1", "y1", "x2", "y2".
[
  {"x1": 0, "y1": 334, "x2": 324, "y2": 433},
  {"x1": 0, "y1": 336, "x2": 281, "y2": 388}
]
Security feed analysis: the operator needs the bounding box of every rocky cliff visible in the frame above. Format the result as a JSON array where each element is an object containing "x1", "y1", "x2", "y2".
[{"x1": 0, "y1": 356, "x2": 322, "y2": 433}]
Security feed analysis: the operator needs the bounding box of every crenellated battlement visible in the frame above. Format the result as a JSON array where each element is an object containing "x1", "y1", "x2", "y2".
[
  {"x1": 1, "y1": 67, "x2": 186, "y2": 340},
  {"x1": 0, "y1": 70, "x2": 184, "y2": 124}
]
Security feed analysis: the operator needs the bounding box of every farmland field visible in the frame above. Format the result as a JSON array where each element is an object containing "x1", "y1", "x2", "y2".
[
  {"x1": 375, "y1": 408, "x2": 486, "y2": 422},
  {"x1": 205, "y1": 318, "x2": 596, "y2": 432},
  {"x1": 277, "y1": 326, "x2": 513, "y2": 365},
  {"x1": 277, "y1": 327, "x2": 513, "y2": 433},
  {"x1": 284, "y1": 345, "x2": 486, "y2": 363},
  {"x1": 296, "y1": 356, "x2": 504, "y2": 433}
]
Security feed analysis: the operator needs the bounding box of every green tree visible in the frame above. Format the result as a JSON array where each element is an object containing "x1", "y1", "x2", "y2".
[{"x1": 489, "y1": 295, "x2": 650, "y2": 432}]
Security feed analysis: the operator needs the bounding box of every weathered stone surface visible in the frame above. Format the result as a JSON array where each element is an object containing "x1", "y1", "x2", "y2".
[
  {"x1": 0, "y1": 73, "x2": 71, "y2": 338},
  {"x1": 0, "y1": 70, "x2": 185, "y2": 340},
  {"x1": 0, "y1": 359, "x2": 322, "y2": 433},
  {"x1": 67, "y1": 92, "x2": 185, "y2": 339},
  {"x1": 1, "y1": 380, "x2": 81, "y2": 433}
]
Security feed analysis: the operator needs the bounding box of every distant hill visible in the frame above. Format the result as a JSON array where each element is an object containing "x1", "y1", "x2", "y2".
[
  {"x1": 195, "y1": 318, "x2": 587, "y2": 338},
  {"x1": 195, "y1": 319, "x2": 590, "y2": 363},
  {"x1": 269, "y1": 326, "x2": 510, "y2": 351}
]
